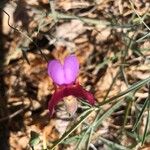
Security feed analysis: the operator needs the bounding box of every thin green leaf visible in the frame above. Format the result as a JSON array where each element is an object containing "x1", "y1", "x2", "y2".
[
  {"x1": 123, "y1": 96, "x2": 133, "y2": 129},
  {"x1": 49, "y1": 108, "x2": 95, "y2": 150},
  {"x1": 75, "y1": 126, "x2": 93, "y2": 150},
  {"x1": 62, "y1": 129, "x2": 88, "y2": 145},
  {"x1": 142, "y1": 89, "x2": 150, "y2": 144},
  {"x1": 99, "y1": 77, "x2": 150, "y2": 107},
  {"x1": 130, "y1": 0, "x2": 150, "y2": 31},
  {"x1": 136, "y1": 32, "x2": 150, "y2": 43},
  {"x1": 132, "y1": 97, "x2": 149, "y2": 131},
  {"x1": 48, "y1": 11, "x2": 134, "y2": 29},
  {"x1": 94, "y1": 98, "x2": 124, "y2": 129},
  {"x1": 29, "y1": 131, "x2": 40, "y2": 147},
  {"x1": 103, "y1": 70, "x2": 120, "y2": 101},
  {"x1": 76, "y1": 129, "x2": 90, "y2": 150},
  {"x1": 126, "y1": 131, "x2": 140, "y2": 142},
  {"x1": 22, "y1": 50, "x2": 30, "y2": 65},
  {"x1": 99, "y1": 137, "x2": 131, "y2": 150},
  {"x1": 86, "y1": 127, "x2": 94, "y2": 150}
]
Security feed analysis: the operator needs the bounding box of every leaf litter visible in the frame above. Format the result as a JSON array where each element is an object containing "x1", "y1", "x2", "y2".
[{"x1": 0, "y1": 0, "x2": 150, "y2": 149}]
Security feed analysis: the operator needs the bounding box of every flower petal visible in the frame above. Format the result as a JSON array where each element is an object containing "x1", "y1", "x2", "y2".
[
  {"x1": 48, "y1": 60, "x2": 65, "y2": 85},
  {"x1": 48, "y1": 88, "x2": 65, "y2": 116},
  {"x1": 48, "y1": 84, "x2": 95, "y2": 117},
  {"x1": 64, "y1": 84, "x2": 95, "y2": 105},
  {"x1": 64, "y1": 55, "x2": 79, "y2": 84}
]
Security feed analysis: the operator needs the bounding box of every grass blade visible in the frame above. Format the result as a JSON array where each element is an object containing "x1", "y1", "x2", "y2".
[
  {"x1": 132, "y1": 97, "x2": 149, "y2": 131},
  {"x1": 49, "y1": 108, "x2": 94, "y2": 150},
  {"x1": 75, "y1": 129, "x2": 90, "y2": 150},
  {"x1": 142, "y1": 85, "x2": 150, "y2": 144},
  {"x1": 99, "y1": 77, "x2": 150, "y2": 106},
  {"x1": 94, "y1": 98, "x2": 124, "y2": 129},
  {"x1": 99, "y1": 137, "x2": 131, "y2": 150}
]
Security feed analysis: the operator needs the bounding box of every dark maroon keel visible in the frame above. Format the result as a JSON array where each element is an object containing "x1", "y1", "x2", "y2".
[{"x1": 48, "y1": 83, "x2": 95, "y2": 117}]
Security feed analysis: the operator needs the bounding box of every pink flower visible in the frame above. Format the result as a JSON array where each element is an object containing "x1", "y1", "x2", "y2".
[{"x1": 48, "y1": 55, "x2": 95, "y2": 116}]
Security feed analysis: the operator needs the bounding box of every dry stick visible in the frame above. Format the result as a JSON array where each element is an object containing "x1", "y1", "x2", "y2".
[
  {"x1": 2, "y1": 9, "x2": 48, "y2": 63},
  {"x1": 0, "y1": 106, "x2": 29, "y2": 123}
]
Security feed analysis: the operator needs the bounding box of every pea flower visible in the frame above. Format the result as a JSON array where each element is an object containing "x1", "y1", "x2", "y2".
[{"x1": 48, "y1": 55, "x2": 95, "y2": 116}]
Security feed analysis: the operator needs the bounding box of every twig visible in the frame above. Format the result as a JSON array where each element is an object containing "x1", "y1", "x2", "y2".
[
  {"x1": 0, "y1": 106, "x2": 29, "y2": 123},
  {"x1": 2, "y1": 9, "x2": 48, "y2": 63}
]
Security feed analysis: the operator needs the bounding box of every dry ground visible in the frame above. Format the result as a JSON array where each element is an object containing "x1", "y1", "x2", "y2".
[{"x1": 0, "y1": 0, "x2": 150, "y2": 150}]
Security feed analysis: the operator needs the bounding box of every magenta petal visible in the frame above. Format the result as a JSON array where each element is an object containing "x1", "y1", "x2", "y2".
[
  {"x1": 48, "y1": 60, "x2": 65, "y2": 85},
  {"x1": 64, "y1": 55, "x2": 79, "y2": 84}
]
